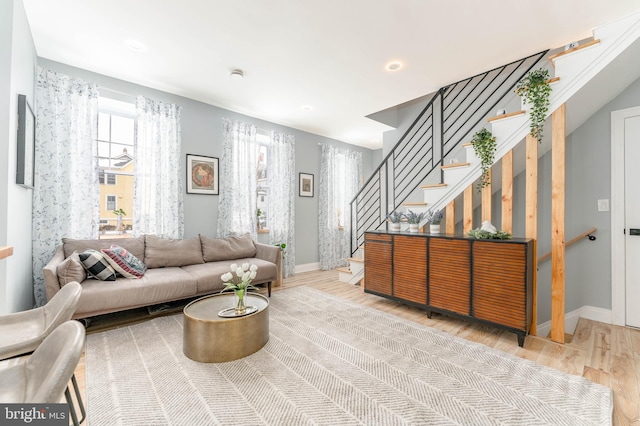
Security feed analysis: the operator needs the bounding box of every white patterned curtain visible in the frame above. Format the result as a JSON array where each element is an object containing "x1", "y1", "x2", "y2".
[
  {"x1": 319, "y1": 144, "x2": 362, "y2": 270},
  {"x1": 217, "y1": 119, "x2": 258, "y2": 239},
  {"x1": 134, "y1": 96, "x2": 183, "y2": 239},
  {"x1": 268, "y1": 131, "x2": 295, "y2": 277},
  {"x1": 32, "y1": 68, "x2": 99, "y2": 306}
]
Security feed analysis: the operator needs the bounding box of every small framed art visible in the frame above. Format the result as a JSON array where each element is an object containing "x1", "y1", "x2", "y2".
[
  {"x1": 16, "y1": 94, "x2": 35, "y2": 188},
  {"x1": 299, "y1": 173, "x2": 314, "y2": 197},
  {"x1": 187, "y1": 154, "x2": 219, "y2": 195}
]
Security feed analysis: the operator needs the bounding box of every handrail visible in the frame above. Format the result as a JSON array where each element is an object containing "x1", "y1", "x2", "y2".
[
  {"x1": 349, "y1": 50, "x2": 548, "y2": 256},
  {"x1": 537, "y1": 227, "x2": 597, "y2": 263}
]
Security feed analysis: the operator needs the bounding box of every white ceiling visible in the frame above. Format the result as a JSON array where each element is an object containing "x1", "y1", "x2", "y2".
[{"x1": 21, "y1": 0, "x2": 640, "y2": 150}]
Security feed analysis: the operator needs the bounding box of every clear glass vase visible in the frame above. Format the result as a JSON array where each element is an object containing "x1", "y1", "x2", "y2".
[{"x1": 234, "y1": 289, "x2": 247, "y2": 315}]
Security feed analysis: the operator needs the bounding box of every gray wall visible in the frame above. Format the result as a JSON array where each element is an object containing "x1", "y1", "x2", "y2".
[
  {"x1": 38, "y1": 58, "x2": 377, "y2": 268},
  {"x1": 382, "y1": 69, "x2": 640, "y2": 323},
  {"x1": 0, "y1": 0, "x2": 37, "y2": 314}
]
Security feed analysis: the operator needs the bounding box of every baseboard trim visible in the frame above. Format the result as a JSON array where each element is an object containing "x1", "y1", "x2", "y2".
[
  {"x1": 536, "y1": 305, "x2": 612, "y2": 337},
  {"x1": 294, "y1": 262, "x2": 320, "y2": 274}
]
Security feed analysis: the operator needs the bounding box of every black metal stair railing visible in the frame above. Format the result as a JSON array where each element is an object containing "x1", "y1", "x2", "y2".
[{"x1": 350, "y1": 50, "x2": 548, "y2": 255}]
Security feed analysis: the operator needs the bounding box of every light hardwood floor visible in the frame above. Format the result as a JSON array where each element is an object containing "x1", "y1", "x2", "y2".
[{"x1": 63, "y1": 270, "x2": 640, "y2": 425}]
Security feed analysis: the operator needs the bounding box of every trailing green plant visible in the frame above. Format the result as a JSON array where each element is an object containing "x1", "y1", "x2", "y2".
[
  {"x1": 466, "y1": 228, "x2": 512, "y2": 240},
  {"x1": 516, "y1": 68, "x2": 552, "y2": 142},
  {"x1": 471, "y1": 128, "x2": 496, "y2": 191},
  {"x1": 273, "y1": 242, "x2": 287, "y2": 257},
  {"x1": 404, "y1": 210, "x2": 426, "y2": 224}
]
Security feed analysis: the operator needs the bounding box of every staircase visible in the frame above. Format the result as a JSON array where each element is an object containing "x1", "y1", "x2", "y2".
[{"x1": 339, "y1": 11, "x2": 640, "y2": 284}]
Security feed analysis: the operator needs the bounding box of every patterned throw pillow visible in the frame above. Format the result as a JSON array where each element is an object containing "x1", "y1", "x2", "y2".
[
  {"x1": 78, "y1": 249, "x2": 117, "y2": 281},
  {"x1": 102, "y1": 245, "x2": 147, "y2": 279}
]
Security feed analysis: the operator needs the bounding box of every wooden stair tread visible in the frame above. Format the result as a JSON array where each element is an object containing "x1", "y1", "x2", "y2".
[
  {"x1": 462, "y1": 142, "x2": 472, "y2": 147},
  {"x1": 348, "y1": 257, "x2": 364, "y2": 263},
  {"x1": 336, "y1": 267, "x2": 351, "y2": 274},
  {"x1": 441, "y1": 162, "x2": 470, "y2": 170},
  {"x1": 402, "y1": 202, "x2": 428, "y2": 206},
  {"x1": 420, "y1": 183, "x2": 448, "y2": 189},
  {"x1": 514, "y1": 77, "x2": 560, "y2": 94},
  {"x1": 549, "y1": 39, "x2": 600, "y2": 62},
  {"x1": 487, "y1": 110, "x2": 526, "y2": 123}
]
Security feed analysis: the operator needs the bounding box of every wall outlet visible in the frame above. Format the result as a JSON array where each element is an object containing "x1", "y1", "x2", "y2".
[{"x1": 597, "y1": 199, "x2": 609, "y2": 212}]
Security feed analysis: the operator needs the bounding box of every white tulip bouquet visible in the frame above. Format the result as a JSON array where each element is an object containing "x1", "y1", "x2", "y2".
[{"x1": 220, "y1": 263, "x2": 259, "y2": 294}]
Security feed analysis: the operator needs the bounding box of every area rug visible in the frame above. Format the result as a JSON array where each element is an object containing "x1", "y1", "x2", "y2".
[{"x1": 86, "y1": 286, "x2": 612, "y2": 425}]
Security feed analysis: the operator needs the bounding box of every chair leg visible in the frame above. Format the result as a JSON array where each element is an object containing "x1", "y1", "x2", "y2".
[{"x1": 65, "y1": 373, "x2": 86, "y2": 425}]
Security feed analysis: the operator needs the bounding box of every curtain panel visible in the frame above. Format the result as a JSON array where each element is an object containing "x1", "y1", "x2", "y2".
[
  {"x1": 32, "y1": 68, "x2": 99, "y2": 306},
  {"x1": 319, "y1": 144, "x2": 362, "y2": 270},
  {"x1": 133, "y1": 96, "x2": 183, "y2": 239},
  {"x1": 268, "y1": 131, "x2": 295, "y2": 278},
  {"x1": 217, "y1": 119, "x2": 258, "y2": 239}
]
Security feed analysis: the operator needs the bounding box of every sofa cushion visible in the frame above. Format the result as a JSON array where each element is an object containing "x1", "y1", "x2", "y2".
[
  {"x1": 102, "y1": 245, "x2": 147, "y2": 279},
  {"x1": 199, "y1": 233, "x2": 257, "y2": 262},
  {"x1": 78, "y1": 249, "x2": 117, "y2": 281},
  {"x1": 57, "y1": 251, "x2": 87, "y2": 287},
  {"x1": 63, "y1": 236, "x2": 145, "y2": 263},
  {"x1": 74, "y1": 268, "x2": 198, "y2": 316},
  {"x1": 182, "y1": 258, "x2": 278, "y2": 294},
  {"x1": 145, "y1": 235, "x2": 204, "y2": 268}
]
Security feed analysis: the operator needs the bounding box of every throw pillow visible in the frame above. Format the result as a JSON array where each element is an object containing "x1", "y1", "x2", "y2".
[
  {"x1": 102, "y1": 245, "x2": 147, "y2": 279},
  {"x1": 78, "y1": 249, "x2": 117, "y2": 281},
  {"x1": 56, "y1": 250, "x2": 87, "y2": 287}
]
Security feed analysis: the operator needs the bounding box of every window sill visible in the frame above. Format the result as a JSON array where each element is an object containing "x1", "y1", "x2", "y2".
[{"x1": 258, "y1": 229, "x2": 270, "y2": 234}]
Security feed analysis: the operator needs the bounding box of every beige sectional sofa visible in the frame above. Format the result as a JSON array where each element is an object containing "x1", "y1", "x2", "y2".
[{"x1": 43, "y1": 233, "x2": 281, "y2": 319}]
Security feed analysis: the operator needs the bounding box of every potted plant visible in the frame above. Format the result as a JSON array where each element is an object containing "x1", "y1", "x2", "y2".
[
  {"x1": 516, "y1": 68, "x2": 552, "y2": 142},
  {"x1": 425, "y1": 209, "x2": 444, "y2": 234},
  {"x1": 404, "y1": 210, "x2": 425, "y2": 233},
  {"x1": 257, "y1": 208, "x2": 263, "y2": 230},
  {"x1": 387, "y1": 211, "x2": 404, "y2": 232},
  {"x1": 466, "y1": 221, "x2": 512, "y2": 240},
  {"x1": 471, "y1": 128, "x2": 496, "y2": 191},
  {"x1": 113, "y1": 208, "x2": 126, "y2": 234}
]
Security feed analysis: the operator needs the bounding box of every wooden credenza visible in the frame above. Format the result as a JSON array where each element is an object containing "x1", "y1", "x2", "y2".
[{"x1": 364, "y1": 231, "x2": 533, "y2": 346}]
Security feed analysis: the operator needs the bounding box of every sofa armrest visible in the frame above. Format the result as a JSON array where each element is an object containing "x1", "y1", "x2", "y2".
[
  {"x1": 254, "y1": 242, "x2": 282, "y2": 287},
  {"x1": 43, "y1": 246, "x2": 65, "y2": 302}
]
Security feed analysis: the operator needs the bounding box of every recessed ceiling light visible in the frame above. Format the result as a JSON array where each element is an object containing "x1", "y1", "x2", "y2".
[
  {"x1": 385, "y1": 61, "x2": 403, "y2": 72},
  {"x1": 301, "y1": 105, "x2": 313, "y2": 111},
  {"x1": 230, "y1": 69, "x2": 244, "y2": 80},
  {"x1": 125, "y1": 39, "x2": 147, "y2": 52}
]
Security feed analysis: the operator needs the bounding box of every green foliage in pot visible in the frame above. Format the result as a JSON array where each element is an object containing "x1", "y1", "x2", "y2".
[
  {"x1": 404, "y1": 210, "x2": 426, "y2": 224},
  {"x1": 425, "y1": 209, "x2": 443, "y2": 225},
  {"x1": 467, "y1": 228, "x2": 512, "y2": 240},
  {"x1": 471, "y1": 128, "x2": 496, "y2": 191},
  {"x1": 516, "y1": 68, "x2": 552, "y2": 142},
  {"x1": 387, "y1": 211, "x2": 404, "y2": 223}
]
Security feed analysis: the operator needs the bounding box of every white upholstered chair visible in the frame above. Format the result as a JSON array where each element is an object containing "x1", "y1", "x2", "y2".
[{"x1": 0, "y1": 320, "x2": 85, "y2": 402}]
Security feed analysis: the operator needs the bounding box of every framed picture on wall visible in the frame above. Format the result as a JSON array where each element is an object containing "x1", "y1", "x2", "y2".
[
  {"x1": 299, "y1": 173, "x2": 314, "y2": 197},
  {"x1": 16, "y1": 94, "x2": 35, "y2": 189},
  {"x1": 187, "y1": 154, "x2": 219, "y2": 194}
]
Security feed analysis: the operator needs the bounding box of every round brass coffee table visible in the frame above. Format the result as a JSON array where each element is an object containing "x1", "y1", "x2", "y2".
[{"x1": 183, "y1": 293, "x2": 269, "y2": 363}]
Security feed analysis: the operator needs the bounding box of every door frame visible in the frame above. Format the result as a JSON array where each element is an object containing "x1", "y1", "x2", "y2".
[{"x1": 611, "y1": 105, "x2": 640, "y2": 326}]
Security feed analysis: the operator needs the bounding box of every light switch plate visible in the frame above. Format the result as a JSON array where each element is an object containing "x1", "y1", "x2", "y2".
[{"x1": 597, "y1": 199, "x2": 609, "y2": 212}]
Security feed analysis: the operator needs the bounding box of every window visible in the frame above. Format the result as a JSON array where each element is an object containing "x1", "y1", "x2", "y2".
[
  {"x1": 256, "y1": 133, "x2": 269, "y2": 231},
  {"x1": 97, "y1": 97, "x2": 135, "y2": 238},
  {"x1": 106, "y1": 195, "x2": 116, "y2": 211}
]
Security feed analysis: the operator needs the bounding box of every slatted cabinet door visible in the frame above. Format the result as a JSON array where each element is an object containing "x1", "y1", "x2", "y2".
[
  {"x1": 429, "y1": 238, "x2": 472, "y2": 315},
  {"x1": 364, "y1": 233, "x2": 393, "y2": 296},
  {"x1": 393, "y1": 235, "x2": 427, "y2": 304},
  {"x1": 472, "y1": 241, "x2": 530, "y2": 330}
]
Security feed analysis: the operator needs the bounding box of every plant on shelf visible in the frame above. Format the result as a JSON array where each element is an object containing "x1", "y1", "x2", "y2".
[
  {"x1": 425, "y1": 209, "x2": 443, "y2": 225},
  {"x1": 405, "y1": 210, "x2": 425, "y2": 224},
  {"x1": 220, "y1": 263, "x2": 259, "y2": 315},
  {"x1": 257, "y1": 208, "x2": 263, "y2": 230},
  {"x1": 467, "y1": 221, "x2": 512, "y2": 240},
  {"x1": 471, "y1": 128, "x2": 496, "y2": 191},
  {"x1": 387, "y1": 211, "x2": 404, "y2": 231},
  {"x1": 516, "y1": 68, "x2": 552, "y2": 142}
]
